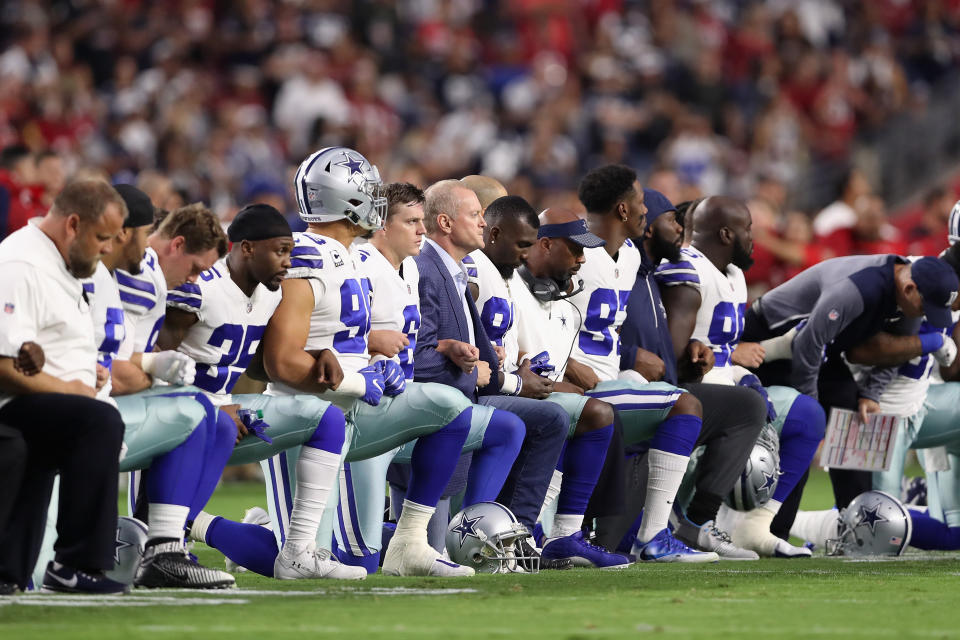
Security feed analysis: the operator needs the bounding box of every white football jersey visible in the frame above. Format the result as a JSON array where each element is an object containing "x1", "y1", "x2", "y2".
[
  {"x1": 84, "y1": 262, "x2": 126, "y2": 401},
  {"x1": 281, "y1": 231, "x2": 372, "y2": 376},
  {"x1": 510, "y1": 272, "x2": 580, "y2": 381},
  {"x1": 116, "y1": 247, "x2": 167, "y2": 354},
  {"x1": 467, "y1": 250, "x2": 519, "y2": 370},
  {"x1": 356, "y1": 243, "x2": 421, "y2": 380},
  {"x1": 567, "y1": 240, "x2": 643, "y2": 381},
  {"x1": 168, "y1": 257, "x2": 280, "y2": 402},
  {"x1": 656, "y1": 246, "x2": 747, "y2": 383}
]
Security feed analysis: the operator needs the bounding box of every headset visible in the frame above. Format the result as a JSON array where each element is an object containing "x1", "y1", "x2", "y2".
[{"x1": 516, "y1": 265, "x2": 584, "y2": 302}]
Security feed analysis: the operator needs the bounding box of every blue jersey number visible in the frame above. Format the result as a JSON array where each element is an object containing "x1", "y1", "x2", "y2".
[
  {"x1": 399, "y1": 304, "x2": 421, "y2": 380},
  {"x1": 194, "y1": 323, "x2": 266, "y2": 394},
  {"x1": 333, "y1": 279, "x2": 372, "y2": 354},
  {"x1": 898, "y1": 355, "x2": 932, "y2": 381},
  {"x1": 578, "y1": 289, "x2": 629, "y2": 356},
  {"x1": 98, "y1": 307, "x2": 125, "y2": 369},
  {"x1": 480, "y1": 297, "x2": 513, "y2": 346},
  {"x1": 706, "y1": 302, "x2": 746, "y2": 367},
  {"x1": 144, "y1": 315, "x2": 165, "y2": 353}
]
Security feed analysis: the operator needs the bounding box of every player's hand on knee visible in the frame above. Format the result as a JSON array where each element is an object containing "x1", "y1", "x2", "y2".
[
  {"x1": 517, "y1": 358, "x2": 553, "y2": 399},
  {"x1": 14, "y1": 341, "x2": 44, "y2": 376},
  {"x1": 378, "y1": 359, "x2": 406, "y2": 396},
  {"x1": 357, "y1": 364, "x2": 386, "y2": 406},
  {"x1": 142, "y1": 350, "x2": 196, "y2": 386},
  {"x1": 732, "y1": 342, "x2": 765, "y2": 369},
  {"x1": 221, "y1": 404, "x2": 248, "y2": 443}
]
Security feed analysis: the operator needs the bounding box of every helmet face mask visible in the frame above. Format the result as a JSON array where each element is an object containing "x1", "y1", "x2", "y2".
[
  {"x1": 826, "y1": 490, "x2": 912, "y2": 557},
  {"x1": 296, "y1": 147, "x2": 387, "y2": 231},
  {"x1": 447, "y1": 502, "x2": 539, "y2": 574}
]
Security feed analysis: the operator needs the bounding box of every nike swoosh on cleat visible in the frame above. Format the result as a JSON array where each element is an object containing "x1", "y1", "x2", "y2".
[
  {"x1": 49, "y1": 573, "x2": 78, "y2": 589},
  {"x1": 434, "y1": 559, "x2": 461, "y2": 568}
]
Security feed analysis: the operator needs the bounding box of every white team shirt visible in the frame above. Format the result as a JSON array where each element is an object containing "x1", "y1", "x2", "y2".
[
  {"x1": 0, "y1": 223, "x2": 97, "y2": 408},
  {"x1": 84, "y1": 262, "x2": 126, "y2": 400},
  {"x1": 355, "y1": 243, "x2": 421, "y2": 381},
  {"x1": 510, "y1": 272, "x2": 581, "y2": 381},
  {"x1": 168, "y1": 257, "x2": 280, "y2": 404},
  {"x1": 656, "y1": 246, "x2": 747, "y2": 383},
  {"x1": 116, "y1": 247, "x2": 167, "y2": 354},
  {"x1": 567, "y1": 239, "x2": 643, "y2": 381},
  {"x1": 467, "y1": 250, "x2": 519, "y2": 370}
]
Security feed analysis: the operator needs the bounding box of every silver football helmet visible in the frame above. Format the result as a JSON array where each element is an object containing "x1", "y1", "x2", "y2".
[
  {"x1": 446, "y1": 502, "x2": 539, "y2": 574},
  {"x1": 105, "y1": 516, "x2": 148, "y2": 585},
  {"x1": 294, "y1": 146, "x2": 387, "y2": 230},
  {"x1": 727, "y1": 424, "x2": 781, "y2": 511},
  {"x1": 826, "y1": 490, "x2": 912, "y2": 557}
]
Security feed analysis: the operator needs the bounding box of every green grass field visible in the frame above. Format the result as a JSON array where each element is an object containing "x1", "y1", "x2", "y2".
[{"x1": 2, "y1": 470, "x2": 959, "y2": 639}]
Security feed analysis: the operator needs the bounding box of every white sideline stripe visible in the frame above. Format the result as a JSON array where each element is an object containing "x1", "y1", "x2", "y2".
[{"x1": 1, "y1": 596, "x2": 246, "y2": 607}]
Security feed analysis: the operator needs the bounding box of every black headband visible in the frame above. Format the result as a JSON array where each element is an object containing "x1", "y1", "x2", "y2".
[{"x1": 228, "y1": 204, "x2": 292, "y2": 242}]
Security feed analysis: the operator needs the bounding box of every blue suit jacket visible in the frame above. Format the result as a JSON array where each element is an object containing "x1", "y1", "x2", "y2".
[{"x1": 414, "y1": 242, "x2": 499, "y2": 401}]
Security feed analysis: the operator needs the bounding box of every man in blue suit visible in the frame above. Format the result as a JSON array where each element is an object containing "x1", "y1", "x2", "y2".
[{"x1": 415, "y1": 180, "x2": 571, "y2": 565}]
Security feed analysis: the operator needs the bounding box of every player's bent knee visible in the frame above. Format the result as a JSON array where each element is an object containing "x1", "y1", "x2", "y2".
[
  {"x1": 670, "y1": 392, "x2": 702, "y2": 419},
  {"x1": 579, "y1": 398, "x2": 615, "y2": 432},
  {"x1": 791, "y1": 393, "x2": 826, "y2": 440},
  {"x1": 420, "y1": 383, "x2": 473, "y2": 421}
]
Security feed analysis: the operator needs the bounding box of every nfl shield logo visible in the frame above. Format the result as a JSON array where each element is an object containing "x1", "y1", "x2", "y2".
[
  {"x1": 615, "y1": 268, "x2": 620, "y2": 278},
  {"x1": 3, "y1": 302, "x2": 13, "y2": 314},
  {"x1": 246, "y1": 301, "x2": 254, "y2": 313},
  {"x1": 828, "y1": 309, "x2": 840, "y2": 321}
]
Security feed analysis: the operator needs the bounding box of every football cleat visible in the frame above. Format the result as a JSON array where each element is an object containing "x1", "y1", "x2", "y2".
[
  {"x1": 382, "y1": 538, "x2": 475, "y2": 577},
  {"x1": 42, "y1": 561, "x2": 128, "y2": 594},
  {"x1": 134, "y1": 541, "x2": 235, "y2": 589},
  {"x1": 675, "y1": 518, "x2": 759, "y2": 561},
  {"x1": 274, "y1": 543, "x2": 367, "y2": 580},
  {"x1": 772, "y1": 538, "x2": 813, "y2": 558},
  {"x1": 541, "y1": 531, "x2": 631, "y2": 569},
  {"x1": 731, "y1": 506, "x2": 810, "y2": 558},
  {"x1": 0, "y1": 581, "x2": 17, "y2": 596},
  {"x1": 632, "y1": 528, "x2": 719, "y2": 563},
  {"x1": 225, "y1": 506, "x2": 271, "y2": 573}
]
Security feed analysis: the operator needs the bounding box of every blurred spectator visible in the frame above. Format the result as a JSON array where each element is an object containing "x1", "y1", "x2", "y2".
[
  {"x1": 0, "y1": 145, "x2": 45, "y2": 238},
  {"x1": 895, "y1": 185, "x2": 957, "y2": 257},
  {"x1": 821, "y1": 194, "x2": 907, "y2": 257},
  {"x1": 812, "y1": 167, "x2": 872, "y2": 236}
]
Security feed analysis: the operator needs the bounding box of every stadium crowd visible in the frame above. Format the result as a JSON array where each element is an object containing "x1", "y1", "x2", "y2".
[{"x1": 2, "y1": 0, "x2": 960, "y2": 596}]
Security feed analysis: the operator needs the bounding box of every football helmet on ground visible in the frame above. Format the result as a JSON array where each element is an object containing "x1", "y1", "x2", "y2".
[
  {"x1": 727, "y1": 424, "x2": 781, "y2": 511},
  {"x1": 105, "y1": 516, "x2": 148, "y2": 585},
  {"x1": 826, "y1": 490, "x2": 912, "y2": 556},
  {"x1": 446, "y1": 502, "x2": 539, "y2": 573}
]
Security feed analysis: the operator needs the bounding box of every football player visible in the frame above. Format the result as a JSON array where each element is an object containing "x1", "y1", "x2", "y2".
[
  {"x1": 83, "y1": 189, "x2": 236, "y2": 588},
  {"x1": 332, "y1": 183, "x2": 524, "y2": 571},
  {"x1": 259, "y1": 148, "x2": 477, "y2": 577},
  {"x1": 657, "y1": 196, "x2": 822, "y2": 557},
  {"x1": 467, "y1": 198, "x2": 631, "y2": 569},
  {"x1": 560, "y1": 165, "x2": 716, "y2": 563},
  {"x1": 152, "y1": 204, "x2": 365, "y2": 581}
]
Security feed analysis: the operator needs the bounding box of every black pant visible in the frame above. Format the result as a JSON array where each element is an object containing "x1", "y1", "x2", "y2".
[
  {"x1": 594, "y1": 383, "x2": 766, "y2": 550},
  {"x1": 0, "y1": 393, "x2": 124, "y2": 589},
  {"x1": 0, "y1": 424, "x2": 26, "y2": 534}
]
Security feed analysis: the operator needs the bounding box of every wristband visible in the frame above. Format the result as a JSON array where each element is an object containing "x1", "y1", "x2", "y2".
[
  {"x1": 919, "y1": 332, "x2": 945, "y2": 355},
  {"x1": 500, "y1": 372, "x2": 523, "y2": 396},
  {"x1": 337, "y1": 371, "x2": 368, "y2": 397},
  {"x1": 139, "y1": 352, "x2": 157, "y2": 375}
]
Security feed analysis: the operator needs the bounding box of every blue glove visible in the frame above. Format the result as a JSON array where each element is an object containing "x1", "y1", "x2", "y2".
[
  {"x1": 378, "y1": 359, "x2": 406, "y2": 396},
  {"x1": 918, "y1": 331, "x2": 945, "y2": 355},
  {"x1": 738, "y1": 374, "x2": 777, "y2": 423},
  {"x1": 528, "y1": 351, "x2": 556, "y2": 377},
  {"x1": 238, "y1": 409, "x2": 273, "y2": 444},
  {"x1": 357, "y1": 364, "x2": 386, "y2": 406}
]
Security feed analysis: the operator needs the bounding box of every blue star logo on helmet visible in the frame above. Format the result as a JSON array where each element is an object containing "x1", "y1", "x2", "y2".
[
  {"x1": 450, "y1": 513, "x2": 483, "y2": 545},
  {"x1": 760, "y1": 470, "x2": 777, "y2": 491},
  {"x1": 855, "y1": 504, "x2": 889, "y2": 534},
  {"x1": 334, "y1": 152, "x2": 366, "y2": 176}
]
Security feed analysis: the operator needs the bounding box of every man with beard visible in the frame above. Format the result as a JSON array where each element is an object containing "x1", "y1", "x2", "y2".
[
  {"x1": 600, "y1": 189, "x2": 766, "y2": 559},
  {"x1": 656, "y1": 196, "x2": 823, "y2": 557},
  {"x1": 0, "y1": 180, "x2": 127, "y2": 594}
]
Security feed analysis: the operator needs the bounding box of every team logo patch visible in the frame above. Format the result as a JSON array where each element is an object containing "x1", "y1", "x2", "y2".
[
  {"x1": 828, "y1": 309, "x2": 840, "y2": 321},
  {"x1": 331, "y1": 250, "x2": 345, "y2": 268},
  {"x1": 3, "y1": 302, "x2": 13, "y2": 314}
]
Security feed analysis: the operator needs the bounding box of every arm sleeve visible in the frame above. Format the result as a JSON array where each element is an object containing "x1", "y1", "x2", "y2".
[
  {"x1": 858, "y1": 366, "x2": 897, "y2": 402},
  {"x1": 789, "y1": 279, "x2": 864, "y2": 398},
  {"x1": 654, "y1": 259, "x2": 701, "y2": 291},
  {"x1": 166, "y1": 281, "x2": 203, "y2": 317},
  {"x1": 0, "y1": 264, "x2": 40, "y2": 357}
]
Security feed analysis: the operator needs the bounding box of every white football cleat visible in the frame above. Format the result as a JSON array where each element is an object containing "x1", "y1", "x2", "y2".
[
  {"x1": 274, "y1": 543, "x2": 367, "y2": 580},
  {"x1": 772, "y1": 538, "x2": 813, "y2": 558},
  {"x1": 225, "y1": 507, "x2": 271, "y2": 573},
  {"x1": 382, "y1": 538, "x2": 475, "y2": 577},
  {"x1": 733, "y1": 507, "x2": 810, "y2": 558}
]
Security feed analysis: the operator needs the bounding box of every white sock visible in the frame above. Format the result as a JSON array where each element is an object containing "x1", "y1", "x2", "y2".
[
  {"x1": 547, "y1": 513, "x2": 583, "y2": 541},
  {"x1": 537, "y1": 470, "x2": 564, "y2": 522},
  {"x1": 791, "y1": 509, "x2": 840, "y2": 547},
  {"x1": 394, "y1": 499, "x2": 435, "y2": 543},
  {"x1": 285, "y1": 447, "x2": 341, "y2": 547},
  {"x1": 637, "y1": 449, "x2": 689, "y2": 543},
  {"x1": 189, "y1": 510, "x2": 214, "y2": 543},
  {"x1": 148, "y1": 503, "x2": 190, "y2": 542}
]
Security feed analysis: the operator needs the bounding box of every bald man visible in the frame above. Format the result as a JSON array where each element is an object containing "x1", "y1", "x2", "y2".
[
  {"x1": 657, "y1": 196, "x2": 823, "y2": 557},
  {"x1": 460, "y1": 175, "x2": 508, "y2": 213}
]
